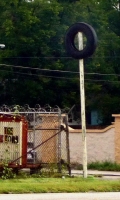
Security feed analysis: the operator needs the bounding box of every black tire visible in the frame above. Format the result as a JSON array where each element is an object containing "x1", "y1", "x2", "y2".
[{"x1": 65, "y1": 22, "x2": 97, "y2": 59}]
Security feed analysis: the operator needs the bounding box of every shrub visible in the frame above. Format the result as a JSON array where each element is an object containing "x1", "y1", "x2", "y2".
[
  {"x1": 1, "y1": 162, "x2": 16, "y2": 180},
  {"x1": 88, "y1": 161, "x2": 120, "y2": 171}
]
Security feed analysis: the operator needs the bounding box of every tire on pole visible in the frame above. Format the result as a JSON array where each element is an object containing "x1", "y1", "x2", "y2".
[{"x1": 65, "y1": 22, "x2": 97, "y2": 59}]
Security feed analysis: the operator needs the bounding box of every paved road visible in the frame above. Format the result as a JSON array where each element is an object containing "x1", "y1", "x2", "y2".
[{"x1": 1, "y1": 193, "x2": 120, "y2": 200}]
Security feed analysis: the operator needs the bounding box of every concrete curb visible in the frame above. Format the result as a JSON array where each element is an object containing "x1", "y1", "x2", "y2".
[{"x1": 71, "y1": 170, "x2": 120, "y2": 178}]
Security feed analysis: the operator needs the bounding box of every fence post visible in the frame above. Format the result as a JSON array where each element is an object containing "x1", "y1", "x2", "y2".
[{"x1": 64, "y1": 116, "x2": 71, "y2": 176}]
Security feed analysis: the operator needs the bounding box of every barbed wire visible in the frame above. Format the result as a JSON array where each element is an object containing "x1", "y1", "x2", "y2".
[{"x1": 0, "y1": 104, "x2": 61, "y2": 113}]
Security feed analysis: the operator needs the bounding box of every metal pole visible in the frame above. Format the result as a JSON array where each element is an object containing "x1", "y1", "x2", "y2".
[
  {"x1": 78, "y1": 32, "x2": 87, "y2": 178},
  {"x1": 64, "y1": 116, "x2": 71, "y2": 176},
  {"x1": 33, "y1": 112, "x2": 36, "y2": 164},
  {"x1": 58, "y1": 112, "x2": 62, "y2": 173},
  {"x1": 58, "y1": 130, "x2": 61, "y2": 173}
]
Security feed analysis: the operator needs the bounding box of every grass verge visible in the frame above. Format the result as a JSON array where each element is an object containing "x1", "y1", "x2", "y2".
[
  {"x1": 88, "y1": 161, "x2": 120, "y2": 171},
  {"x1": 0, "y1": 177, "x2": 120, "y2": 193}
]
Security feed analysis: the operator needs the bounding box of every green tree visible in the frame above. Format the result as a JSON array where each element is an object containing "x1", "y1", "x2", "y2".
[
  {"x1": 84, "y1": 0, "x2": 120, "y2": 124},
  {"x1": 0, "y1": 0, "x2": 119, "y2": 125}
]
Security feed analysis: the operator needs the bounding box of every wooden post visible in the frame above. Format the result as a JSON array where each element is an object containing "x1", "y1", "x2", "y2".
[{"x1": 78, "y1": 32, "x2": 87, "y2": 178}]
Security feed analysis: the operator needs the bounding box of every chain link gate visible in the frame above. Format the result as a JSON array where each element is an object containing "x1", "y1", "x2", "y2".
[{"x1": 0, "y1": 105, "x2": 71, "y2": 174}]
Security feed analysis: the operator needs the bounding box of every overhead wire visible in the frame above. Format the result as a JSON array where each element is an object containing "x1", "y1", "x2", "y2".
[
  {"x1": 0, "y1": 69, "x2": 77, "y2": 80},
  {"x1": 0, "y1": 63, "x2": 120, "y2": 77},
  {"x1": 0, "y1": 55, "x2": 120, "y2": 58},
  {"x1": 0, "y1": 64, "x2": 79, "y2": 74},
  {"x1": 0, "y1": 68, "x2": 120, "y2": 83}
]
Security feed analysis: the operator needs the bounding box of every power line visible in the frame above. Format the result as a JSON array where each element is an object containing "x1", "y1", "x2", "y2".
[
  {"x1": 85, "y1": 79, "x2": 120, "y2": 83},
  {"x1": 0, "y1": 56, "x2": 120, "y2": 58},
  {"x1": 0, "y1": 64, "x2": 78, "y2": 74},
  {"x1": 0, "y1": 69, "x2": 78, "y2": 80},
  {"x1": 0, "y1": 69, "x2": 120, "y2": 84},
  {"x1": 0, "y1": 63, "x2": 120, "y2": 77},
  {"x1": 85, "y1": 72, "x2": 120, "y2": 76}
]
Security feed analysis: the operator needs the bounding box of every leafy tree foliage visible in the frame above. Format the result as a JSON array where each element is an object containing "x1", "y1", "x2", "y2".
[{"x1": 0, "y1": 0, "x2": 119, "y2": 124}]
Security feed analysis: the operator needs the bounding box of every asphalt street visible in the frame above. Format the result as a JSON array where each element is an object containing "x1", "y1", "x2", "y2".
[{"x1": 1, "y1": 193, "x2": 120, "y2": 200}]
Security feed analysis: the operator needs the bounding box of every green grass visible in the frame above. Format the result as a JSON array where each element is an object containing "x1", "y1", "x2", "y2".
[
  {"x1": 0, "y1": 177, "x2": 120, "y2": 193},
  {"x1": 0, "y1": 161, "x2": 120, "y2": 194},
  {"x1": 88, "y1": 161, "x2": 120, "y2": 171},
  {"x1": 74, "y1": 161, "x2": 120, "y2": 171}
]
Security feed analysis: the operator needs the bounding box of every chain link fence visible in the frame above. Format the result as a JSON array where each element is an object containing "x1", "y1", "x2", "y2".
[{"x1": 0, "y1": 105, "x2": 71, "y2": 174}]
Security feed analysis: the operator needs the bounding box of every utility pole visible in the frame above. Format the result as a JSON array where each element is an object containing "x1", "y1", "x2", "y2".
[
  {"x1": 65, "y1": 22, "x2": 97, "y2": 178},
  {"x1": 78, "y1": 32, "x2": 87, "y2": 178}
]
